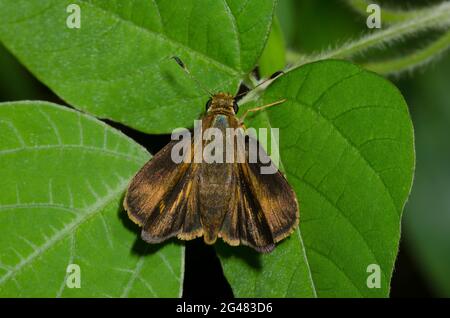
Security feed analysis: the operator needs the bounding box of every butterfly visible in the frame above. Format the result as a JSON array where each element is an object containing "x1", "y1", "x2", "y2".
[{"x1": 124, "y1": 58, "x2": 299, "y2": 253}]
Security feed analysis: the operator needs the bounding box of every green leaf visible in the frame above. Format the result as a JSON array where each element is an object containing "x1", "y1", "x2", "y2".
[
  {"x1": 0, "y1": 101, "x2": 183, "y2": 297},
  {"x1": 0, "y1": 0, "x2": 276, "y2": 133},
  {"x1": 219, "y1": 60, "x2": 415, "y2": 297},
  {"x1": 258, "y1": 17, "x2": 286, "y2": 78}
]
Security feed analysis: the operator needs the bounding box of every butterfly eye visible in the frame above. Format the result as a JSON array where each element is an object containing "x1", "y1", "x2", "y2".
[
  {"x1": 233, "y1": 100, "x2": 239, "y2": 114},
  {"x1": 205, "y1": 99, "x2": 212, "y2": 111}
]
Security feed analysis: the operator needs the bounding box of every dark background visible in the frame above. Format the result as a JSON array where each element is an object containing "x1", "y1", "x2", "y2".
[{"x1": 1, "y1": 0, "x2": 449, "y2": 297}]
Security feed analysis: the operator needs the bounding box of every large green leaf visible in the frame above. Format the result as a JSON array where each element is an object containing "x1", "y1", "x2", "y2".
[
  {"x1": 0, "y1": 0, "x2": 275, "y2": 133},
  {"x1": 0, "y1": 101, "x2": 183, "y2": 297},
  {"x1": 220, "y1": 60, "x2": 415, "y2": 297}
]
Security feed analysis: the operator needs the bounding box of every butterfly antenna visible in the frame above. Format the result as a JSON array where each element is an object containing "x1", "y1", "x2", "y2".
[
  {"x1": 172, "y1": 56, "x2": 213, "y2": 97},
  {"x1": 235, "y1": 71, "x2": 284, "y2": 98}
]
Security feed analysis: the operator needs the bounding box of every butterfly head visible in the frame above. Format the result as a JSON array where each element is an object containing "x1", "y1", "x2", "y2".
[{"x1": 205, "y1": 92, "x2": 239, "y2": 114}]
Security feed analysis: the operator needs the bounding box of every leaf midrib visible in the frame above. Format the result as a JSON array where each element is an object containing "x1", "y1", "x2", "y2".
[
  {"x1": 222, "y1": 0, "x2": 242, "y2": 70},
  {"x1": 0, "y1": 144, "x2": 144, "y2": 164}
]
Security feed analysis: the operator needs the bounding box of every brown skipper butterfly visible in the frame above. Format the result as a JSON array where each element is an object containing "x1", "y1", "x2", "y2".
[{"x1": 124, "y1": 58, "x2": 298, "y2": 253}]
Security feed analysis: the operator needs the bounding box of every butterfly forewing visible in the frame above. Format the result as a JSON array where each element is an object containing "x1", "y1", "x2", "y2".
[
  {"x1": 124, "y1": 139, "x2": 203, "y2": 242},
  {"x1": 124, "y1": 141, "x2": 186, "y2": 225},
  {"x1": 141, "y1": 163, "x2": 203, "y2": 243}
]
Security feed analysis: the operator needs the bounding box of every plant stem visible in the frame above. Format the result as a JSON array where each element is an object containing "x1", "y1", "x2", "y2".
[
  {"x1": 289, "y1": 1, "x2": 450, "y2": 70},
  {"x1": 345, "y1": 0, "x2": 430, "y2": 24},
  {"x1": 363, "y1": 30, "x2": 450, "y2": 75}
]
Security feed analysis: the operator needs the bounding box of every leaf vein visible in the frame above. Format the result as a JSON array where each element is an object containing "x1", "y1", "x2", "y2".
[
  {"x1": 0, "y1": 179, "x2": 129, "y2": 286},
  {"x1": 289, "y1": 172, "x2": 390, "y2": 284},
  {"x1": 79, "y1": 0, "x2": 241, "y2": 76}
]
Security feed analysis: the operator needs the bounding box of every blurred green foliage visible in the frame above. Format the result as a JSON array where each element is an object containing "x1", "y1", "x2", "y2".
[
  {"x1": 399, "y1": 57, "x2": 450, "y2": 296},
  {"x1": 277, "y1": 0, "x2": 362, "y2": 53}
]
